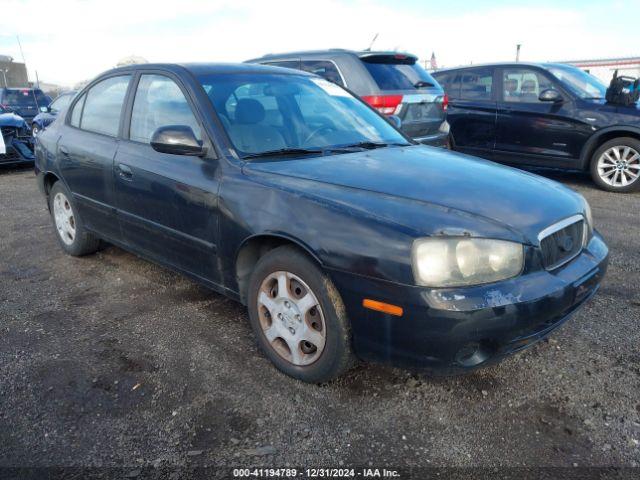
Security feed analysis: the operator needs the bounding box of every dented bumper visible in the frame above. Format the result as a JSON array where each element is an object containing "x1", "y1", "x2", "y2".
[{"x1": 329, "y1": 231, "x2": 608, "y2": 373}]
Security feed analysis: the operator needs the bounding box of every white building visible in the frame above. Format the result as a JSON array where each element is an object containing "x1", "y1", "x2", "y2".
[{"x1": 563, "y1": 56, "x2": 640, "y2": 84}]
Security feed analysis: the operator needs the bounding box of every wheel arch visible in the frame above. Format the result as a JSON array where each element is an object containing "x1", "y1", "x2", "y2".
[
  {"x1": 234, "y1": 233, "x2": 323, "y2": 305},
  {"x1": 579, "y1": 126, "x2": 640, "y2": 170}
]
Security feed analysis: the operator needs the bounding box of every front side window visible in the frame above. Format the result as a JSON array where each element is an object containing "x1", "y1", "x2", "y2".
[
  {"x1": 502, "y1": 69, "x2": 554, "y2": 103},
  {"x1": 130, "y1": 74, "x2": 202, "y2": 144},
  {"x1": 459, "y1": 68, "x2": 493, "y2": 101},
  {"x1": 80, "y1": 75, "x2": 131, "y2": 136},
  {"x1": 198, "y1": 73, "x2": 409, "y2": 156},
  {"x1": 70, "y1": 93, "x2": 85, "y2": 128}
]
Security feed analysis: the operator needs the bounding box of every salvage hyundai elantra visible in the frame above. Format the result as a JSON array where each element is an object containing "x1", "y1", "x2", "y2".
[{"x1": 34, "y1": 63, "x2": 609, "y2": 382}]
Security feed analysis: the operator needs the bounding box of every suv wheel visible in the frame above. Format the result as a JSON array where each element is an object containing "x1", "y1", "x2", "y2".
[
  {"x1": 590, "y1": 137, "x2": 640, "y2": 192},
  {"x1": 247, "y1": 246, "x2": 355, "y2": 383},
  {"x1": 48, "y1": 181, "x2": 101, "y2": 256}
]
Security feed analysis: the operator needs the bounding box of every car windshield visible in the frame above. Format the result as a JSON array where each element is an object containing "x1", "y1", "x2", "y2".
[
  {"x1": 547, "y1": 65, "x2": 607, "y2": 99},
  {"x1": 197, "y1": 73, "x2": 410, "y2": 157},
  {"x1": 2, "y1": 89, "x2": 50, "y2": 107}
]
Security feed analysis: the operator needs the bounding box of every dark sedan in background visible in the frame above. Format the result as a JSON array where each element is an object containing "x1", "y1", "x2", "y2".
[
  {"x1": 31, "y1": 91, "x2": 76, "y2": 136},
  {"x1": 433, "y1": 63, "x2": 640, "y2": 192},
  {"x1": 35, "y1": 63, "x2": 607, "y2": 382},
  {"x1": 247, "y1": 49, "x2": 450, "y2": 147}
]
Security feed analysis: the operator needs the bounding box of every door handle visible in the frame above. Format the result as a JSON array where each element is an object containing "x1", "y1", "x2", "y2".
[
  {"x1": 59, "y1": 145, "x2": 69, "y2": 156},
  {"x1": 116, "y1": 163, "x2": 133, "y2": 180}
]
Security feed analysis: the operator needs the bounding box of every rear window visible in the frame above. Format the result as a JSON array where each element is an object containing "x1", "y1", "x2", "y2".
[
  {"x1": 2, "y1": 89, "x2": 49, "y2": 107},
  {"x1": 361, "y1": 55, "x2": 439, "y2": 91}
]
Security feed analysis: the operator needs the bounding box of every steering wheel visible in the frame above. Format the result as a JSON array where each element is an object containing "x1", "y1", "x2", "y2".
[{"x1": 302, "y1": 125, "x2": 335, "y2": 146}]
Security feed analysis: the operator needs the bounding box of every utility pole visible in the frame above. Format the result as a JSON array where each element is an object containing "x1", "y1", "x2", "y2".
[{"x1": 516, "y1": 44, "x2": 521, "y2": 62}]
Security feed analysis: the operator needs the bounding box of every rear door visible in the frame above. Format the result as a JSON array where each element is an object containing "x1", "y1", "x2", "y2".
[
  {"x1": 57, "y1": 75, "x2": 132, "y2": 240},
  {"x1": 358, "y1": 54, "x2": 446, "y2": 141},
  {"x1": 440, "y1": 67, "x2": 497, "y2": 157},
  {"x1": 494, "y1": 67, "x2": 586, "y2": 167},
  {"x1": 114, "y1": 72, "x2": 221, "y2": 283}
]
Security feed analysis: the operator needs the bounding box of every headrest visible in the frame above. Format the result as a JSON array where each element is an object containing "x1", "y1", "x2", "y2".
[
  {"x1": 235, "y1": 98, "x2": 265, "y2": 124},
  {"x1": 505, "y1": 78, "x2": 518, "y2": 92},
  {"x1": 521, "y1": 80, "x2": 536, "y2": 92}
]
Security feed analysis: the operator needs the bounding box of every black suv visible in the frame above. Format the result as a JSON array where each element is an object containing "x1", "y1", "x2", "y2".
[
  {"x1": 433, "y1": 63, "x2": 640, "y2": 192},
  {"x1": 247, "y1": 49, "x2": 449, "y2": 147}
]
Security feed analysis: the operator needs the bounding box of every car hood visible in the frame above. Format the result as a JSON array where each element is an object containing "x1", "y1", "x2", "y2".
[
  {"x1": 243, "y1": 145, "x2": 585, "y2": 244},
  {"x1": 0, "y1": 112, "x2": 27, "y2": 129}
]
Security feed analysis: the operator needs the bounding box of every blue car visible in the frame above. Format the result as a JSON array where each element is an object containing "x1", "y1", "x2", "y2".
[
  {"x1": 34, "y1": 63, "x2": 608, "y2": 382},
  {"x1": 0, "y1": 104, "x2": 34, "y2": 165},
  {"x1": 31, "y1": 91, "x2": 76, "y2": 136}
]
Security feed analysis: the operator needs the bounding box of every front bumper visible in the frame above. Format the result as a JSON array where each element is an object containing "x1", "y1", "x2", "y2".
[
  {"x1": 329, "y1": 231, "x2": 608, "y2": 373},
  {"x1": 0, "y1": 137, "x2": 35, "y2": 166}
]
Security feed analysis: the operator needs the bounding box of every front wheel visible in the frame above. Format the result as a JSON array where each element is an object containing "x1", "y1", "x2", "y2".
[
  {"x1": 590, "y1": 137, "x2": 640, "y2": 193},
  {"x1": 31, "y1": 124, "x2": 40, "y2": 137},
  {"x1": 247, "y1": 246, "x2": 355, "y2": 383},
  {"x1": 48, "y1": 181, "x2": 101, "y2": 256}
]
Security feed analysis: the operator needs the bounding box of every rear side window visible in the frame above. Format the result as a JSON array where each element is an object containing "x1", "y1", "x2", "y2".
[
  {"x1": 129, "y1": 74, "x2": 202, "y2": 144},
  {"x1": 70, "y1": 94, "x2": 85, "y2": 127},
  {"x1": 459, "y1": 68, "x2": 493, "y2": 101},
  {"x1": 361, "y1": 55, "x2": 438, "y2": 91},
  {"x1": 80, "y1": 75, "x2": 131, "y2": 137},
  {"x1": 300, "y1": 61, "x2": 344, "y2": 86}
]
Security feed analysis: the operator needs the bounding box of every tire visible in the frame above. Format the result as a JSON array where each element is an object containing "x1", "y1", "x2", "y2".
[
  {"x1": 247, "y1": 246, "x2": 355, "y2": 383},
  {"x1": 31, "y1": 124, "x2": 39, "y2": 137},
  {"x1": 48, "y1": 181, "x2": 101, "y2": 256},
  {"x1": 590, "y1": 137, "x2": 640, "y2": 193}
]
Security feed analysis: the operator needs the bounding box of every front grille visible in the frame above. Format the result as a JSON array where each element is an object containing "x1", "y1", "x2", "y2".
[{"x1": 539, "y1": 215, "x2": 585, "y2": 270}]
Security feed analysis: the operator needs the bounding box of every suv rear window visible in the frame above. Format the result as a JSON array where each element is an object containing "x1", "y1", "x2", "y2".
[
  {"x1": 2, "y1": 89, "x2": 49, "y2": 107},
  {"x1": 361, "y1": 55, "x2": 438, "y2": 91}
]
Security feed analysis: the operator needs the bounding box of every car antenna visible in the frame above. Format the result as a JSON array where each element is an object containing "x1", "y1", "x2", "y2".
[
  {"x1": 365, "y1": 33, "x2": 379, "y2": 52},
  {"x1": 16, "y1": 35, "x2": 40, "y2": 112}
]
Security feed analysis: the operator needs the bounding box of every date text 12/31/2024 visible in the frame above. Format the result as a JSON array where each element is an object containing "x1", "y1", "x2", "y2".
[{"x1": 232, "y1": 468, "x2": 401, "y2": 478}]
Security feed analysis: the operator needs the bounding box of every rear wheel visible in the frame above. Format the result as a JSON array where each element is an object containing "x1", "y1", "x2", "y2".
[
  {"x1": 590, "y1": 137, "x2": 640, "y2": 192},
  {"x1": 48, "y1": 181, "x2": 101, "y2": 256},
  {"x1": 247, "y1": 246, "x2": 355, "y2": 383}
]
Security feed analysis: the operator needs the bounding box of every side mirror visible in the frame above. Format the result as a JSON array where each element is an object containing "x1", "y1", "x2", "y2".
[
  {"x1": 538, "y1": 89, "x2": 563, "y2": 103},
  {"x1": 150, "y1": 125, "x2": 205, "y2": 156},
  {"x1": 386, "y1": 115, "x2": 402, "y2": 130}
]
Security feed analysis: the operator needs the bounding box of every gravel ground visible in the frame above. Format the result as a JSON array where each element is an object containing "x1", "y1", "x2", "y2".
[{"x1": 0, "y1": 167, "x2": 639, "y2": 476}]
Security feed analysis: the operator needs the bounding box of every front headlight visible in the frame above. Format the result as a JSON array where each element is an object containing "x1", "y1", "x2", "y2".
[
  {"x1": 412, "y1": 237, "x2": 524, "y2": 287},
  {"x1": 582, "y1": 199, "x2": 593, "y2": 245}
]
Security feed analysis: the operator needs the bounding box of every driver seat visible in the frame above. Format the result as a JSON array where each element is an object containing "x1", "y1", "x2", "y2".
[{"x1": 227, "y1": 99, "x2": 286, "y2": 153}]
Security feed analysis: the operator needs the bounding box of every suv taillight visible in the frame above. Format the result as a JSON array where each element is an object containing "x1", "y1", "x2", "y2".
[
  {"x1": 362, "y1": 95, "x2": 403, "y2": 115},
  {"x1": 436, "y1": 94, "x2": 448, "y2": 111}
]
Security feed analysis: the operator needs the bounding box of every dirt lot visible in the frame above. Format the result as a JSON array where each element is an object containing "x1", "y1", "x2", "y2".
[{"x1": 0, "y1": 167, "x2": 639, "y2": 476}]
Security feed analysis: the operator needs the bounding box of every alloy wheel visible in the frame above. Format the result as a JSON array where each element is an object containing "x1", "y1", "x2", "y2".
[
  {"x1": 596, "y1": 145, "x2": 640, "y2": 188},
  {"x1": 257, "y1": 270, "x2": 326, "y2": 366},
  {"x1": 53, "y1": 192, "x2": 76, "y2": 245}
]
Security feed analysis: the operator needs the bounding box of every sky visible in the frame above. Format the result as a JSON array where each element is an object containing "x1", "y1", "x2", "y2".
[{"x1": 0, "y1": 0, "x2": 638, "y2": 86}]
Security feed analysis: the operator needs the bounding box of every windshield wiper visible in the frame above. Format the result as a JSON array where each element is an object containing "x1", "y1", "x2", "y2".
[
  {"x1": 583, "y1": 96, "x2": 604, "y2": 100},
  {"x1": 338, "y1": 141, "x2": 409, "y2": 150},
  {"x1": 414, "y1": 80, "x2": 435, "y2": 88},
  {"x1": 243, "y1": 148, "x2": 324, "y2": 160}
]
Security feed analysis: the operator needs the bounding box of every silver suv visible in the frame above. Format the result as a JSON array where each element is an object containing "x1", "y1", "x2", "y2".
[{"x1": 246, "y1": 49, "x2": 449, "y2": 147}]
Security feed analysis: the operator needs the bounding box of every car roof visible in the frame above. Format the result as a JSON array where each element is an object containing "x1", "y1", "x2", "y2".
[
  {"x1": 432, "y1": 62, "x2": 572, "y2": 74},
  {"x1": 97, "y1": 62, "x2": 316, "y2": 78},
  {"x1": 245, "y1": 49, "x2": 418, "y2": 63}
]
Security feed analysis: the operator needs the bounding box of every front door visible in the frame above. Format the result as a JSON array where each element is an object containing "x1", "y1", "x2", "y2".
[
  {"x1": 114, "y1": 73, "x2": 221, "y2": 283},
  {"x1": 494, "y1": 67, "x2": 588, "y2": 167}
]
